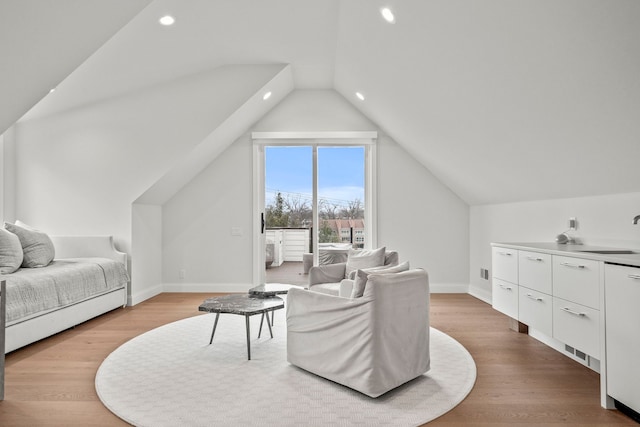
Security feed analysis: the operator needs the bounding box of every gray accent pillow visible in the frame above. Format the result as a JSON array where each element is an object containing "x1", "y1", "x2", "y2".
[
  {"x1": 351, "y1": 261, "x2": 411, "y2": 298},
  {"x1": 4, "y1": 221, "x2": 55, "y2": 268},
  {"x1": 0, "y1": 227, "x2": 24, "y2": 274},
  {"x1": 344, "y1": 246, "x2": 386, "y2": 279}
]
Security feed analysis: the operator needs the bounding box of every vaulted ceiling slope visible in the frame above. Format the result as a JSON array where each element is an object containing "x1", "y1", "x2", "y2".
[
  {"x1": 0, "y1": 0, "x2": 151, "y2": 134},
  {"x1": 334, "y1": 0, "x2": 640, "y2": 205},
  {"x1": 6, "y1": 0, "x2": 640, "y2": 206}
]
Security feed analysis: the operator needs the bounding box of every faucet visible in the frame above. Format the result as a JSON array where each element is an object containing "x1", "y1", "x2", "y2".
[{"x1": 634, "y1": 214, "x2": 640, "y2": 225}]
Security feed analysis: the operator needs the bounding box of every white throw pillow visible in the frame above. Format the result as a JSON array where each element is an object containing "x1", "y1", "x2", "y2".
[
  {"x1": 0, "y1": 227, "x2": 24, "y2": 274},
  {"x1": 4, "y1": 221, "x2": 55, "y2": 268},
  {"x1": 350, "y1": 261, "x2": 411, "y2": 298},
  {"x1": 344, "y1": 247, "x2": 386, "y2": 279}
]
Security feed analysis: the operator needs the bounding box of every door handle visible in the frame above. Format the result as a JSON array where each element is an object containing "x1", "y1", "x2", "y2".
[{"x1": 261, "y1": 213, "x2": 265, "y2": 234}]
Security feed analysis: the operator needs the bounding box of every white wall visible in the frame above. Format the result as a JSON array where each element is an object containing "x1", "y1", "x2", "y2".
[
  {"x1": 9, "y1": 65, "x2": 283, "y2": 254},
  {"x1": 161, "y1": 89, "x2": 470, "y2": 291},
  {"x1": 0, "y1": 128, "x2": 16, "y2": 222},
  {"x1": 162, "y1": 135, "x2": 254, "y2": 291},
  {"x1": 377, "y1": 134, "x2": 469, "y2": 292},
  {"x1": 131, "y1": 203, "x2": 162, "y2": 305},
  {"x1": 469, "y1": 192, "x2": 640, "y2": 302},
  {"x1": 6, "y1": 65, "x2": 285, "y2": 303}
]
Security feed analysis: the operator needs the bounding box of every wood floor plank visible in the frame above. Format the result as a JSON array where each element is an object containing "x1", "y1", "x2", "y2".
[{"x1": 0, "y1": 293, "x2": 635, "y2": 426}]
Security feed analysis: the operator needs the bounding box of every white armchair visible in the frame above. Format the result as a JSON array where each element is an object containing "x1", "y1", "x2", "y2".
[
  {"x1": 286, "y1": 268, "x2": 430, "y2": 398},
  {"x1": 308, "y1": 250, "x2": 399, "y2": 297}
]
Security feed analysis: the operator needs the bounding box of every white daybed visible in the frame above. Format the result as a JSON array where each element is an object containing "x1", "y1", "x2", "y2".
[{"x1": 3, "y1": 236, "x2": 128, "y2": 353}]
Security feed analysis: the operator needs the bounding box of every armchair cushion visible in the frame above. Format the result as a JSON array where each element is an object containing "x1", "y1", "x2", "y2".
[
  {"x1": 351, "y1": 261, "x2": 411, "y2": 298},
  {"x1": 310, "y1": 282, "x2": 341, "y2": 296},
  {"x1": 287, "y1": 269, "x2": 430, "y2": 398},
  {"x1": 344, "y1": 246, "x2": 386, "y2": 279}
]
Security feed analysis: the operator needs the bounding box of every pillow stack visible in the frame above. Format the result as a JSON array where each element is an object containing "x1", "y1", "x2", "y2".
[
  {"x1": 351, "y1": 261, "x2": 411, "y2": 298},
  {"x1": 344, "y1": 246, "x2": 386, "y2": 280},
  {"x1": 0, "y1": 221, "x2": 55, "y2": 273}
]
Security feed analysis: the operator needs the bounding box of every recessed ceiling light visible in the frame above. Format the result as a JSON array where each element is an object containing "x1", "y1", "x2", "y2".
[
  {"x1": 380, "y1": 7, "x2": 395, "y2": 23},
  {"x1": 356, "y1": 92, "x2": 365, "y2": 101},
  {"x1": 263, "y1": 91, "x2": 272, "y2": 100},
  {"x1": 159, "y1": 15, "x2": 175, "y2": 26},
  {"x1": 48, "y1": 88, "x2": 56, "y2": 94}
]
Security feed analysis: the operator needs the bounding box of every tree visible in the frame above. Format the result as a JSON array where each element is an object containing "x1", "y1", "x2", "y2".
[
  {"x1": 340, "y1": 198, "x2": 363, "y2": 219},
  {"x1": 284, "y1": 193, "x2": 311, "y2": 227},
  {"x1": 265, "y1": 192, "x2": 289, "y2": 227},
  {"x1": 319, "y1": 199, "x2": 340, "y2": 220},
  {"x1": 318, "y1": 220, "x2": 339, "y2": 243}
]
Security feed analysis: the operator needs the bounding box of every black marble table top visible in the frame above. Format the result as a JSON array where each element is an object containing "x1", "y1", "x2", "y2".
[
  {"x1": 198, "y1": 294, "x2": 283, "y2": 316},
  {"x1": 248, "y1": 283, "x2": 305, "y2": 298}
]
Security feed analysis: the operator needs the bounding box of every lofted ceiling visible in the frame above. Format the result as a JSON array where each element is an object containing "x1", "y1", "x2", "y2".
[
  {"x1": 0, "y1": 0, "x2": 152, "y2": 134},
  {"x1": 5, "y1": 0, "x2": 640, "y2": 205}
]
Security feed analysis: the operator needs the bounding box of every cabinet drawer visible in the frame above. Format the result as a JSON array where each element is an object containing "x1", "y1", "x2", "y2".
[
  {"x1": 552, "y1": 255, "x2": 600, "y2": 309},
  {"x1": 518, "y1": 286, "x2": 552, "y2": 336},
  {"x1": 492, "y1": 247, "x2": 518, "y2": 283},
  {"x1": 492, "y1": 278, "x2": 518, "y2": 319},
  {"x1": 518, "y1": 251, "x2": 552, "y2": 294},
  {"x1": 553, "y1": 297, "x2": 599, "y2": 358}
]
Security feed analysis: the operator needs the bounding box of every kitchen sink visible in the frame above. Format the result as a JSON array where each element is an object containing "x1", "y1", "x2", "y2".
[{"x1": 578, "y1": 250, "x2": 638, "y2": 255}]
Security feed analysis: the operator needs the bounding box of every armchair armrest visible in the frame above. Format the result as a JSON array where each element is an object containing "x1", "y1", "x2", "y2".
[
  {"x1": 308, "y1": 262, "x2": 346, "y2": 286},
  {"x1": 286, "y1": 288, "x2": 373, "y2": 375}
]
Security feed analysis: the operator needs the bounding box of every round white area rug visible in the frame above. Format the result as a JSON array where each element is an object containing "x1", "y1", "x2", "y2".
[{"x1": 96, "y1": 308, "x2": 476, "y2": 426}]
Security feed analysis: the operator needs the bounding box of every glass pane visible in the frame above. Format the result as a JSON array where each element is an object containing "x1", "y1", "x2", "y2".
[
  {"x1": 317, "y1": 146, "x2": 365, "y2": 249},
  {"x1": 264, "y1": 146, "x2": 312, "y2": 285}
]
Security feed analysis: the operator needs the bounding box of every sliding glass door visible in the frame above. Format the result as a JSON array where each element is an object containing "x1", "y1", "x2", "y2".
[{"x1": 256, "y1": 143, "x2": 372, "y2": 285}]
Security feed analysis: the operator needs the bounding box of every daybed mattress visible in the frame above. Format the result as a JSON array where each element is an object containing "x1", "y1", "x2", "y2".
[{"x1": 4, "y1": 257, "x2": 128, "y2": 325}]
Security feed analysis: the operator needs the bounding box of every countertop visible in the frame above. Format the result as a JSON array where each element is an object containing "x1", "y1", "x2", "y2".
[{"x1": 491, "y1": 242, "x2": 640, "y2": 268}]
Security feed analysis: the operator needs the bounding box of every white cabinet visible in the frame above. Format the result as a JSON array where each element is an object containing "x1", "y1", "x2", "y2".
[
  {"x1": 517, "y1": 250, "x2": 553, "y2": 336},
  {"x1": 492, "y1": 247, "x2": 601, "y2": 361},
  {"x1": 518, "y1": 251, "x2": 552, "y2": 294},
  {"x1": 551, "y1": 255, "x2": 600, "y2": 358},
  {"x1": 493, "y1": 278, "x2": 518, "y2": 319},
  {"x1": 492, "y1": 247, "x2": 519, "y2": 318},
  {"x1": 492, "y1": 247, "x2": 518, "y2": 283},
  {"x1": 492, "y1": 243, "x2": 640, "y2": 412},
  {"x1": 518, "y1": 287, "x2": 552, "y2": 336},
  {"x1": 552, "y1": 297, "x2": 599, "y2": 358},
  {"x1": 553, "y1": 255, "x2": 600, "y2": 309},
  {"x1": 604, "y1": 263, "x2": 640, "y2": 414}
]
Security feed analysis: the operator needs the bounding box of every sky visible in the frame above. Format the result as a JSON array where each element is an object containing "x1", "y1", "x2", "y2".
[{"x1": 265, "y1": 146, "x2": 364, "y2": 208}]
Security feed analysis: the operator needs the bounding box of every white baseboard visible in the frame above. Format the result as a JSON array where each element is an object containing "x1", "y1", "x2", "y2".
[
  {"x1": 429, "y1": 283, "x2": 469, "y2": 293},
  {"x1": 468, "y1": 284, "x2": 492, "y2": 304},
  {"x1": 129, "y1": 284, "x2": 163, "y2": 306},
  {"x1": 163, "y1": 283, "x2": 253, "y2": 293},
  {"x1": 138, "y1": 282, "x2": 476, "y2": 302}
]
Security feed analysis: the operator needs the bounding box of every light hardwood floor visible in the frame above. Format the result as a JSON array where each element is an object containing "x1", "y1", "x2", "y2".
[{"x1": 0, "y1": 293, "x2": 636, "y2": 426}]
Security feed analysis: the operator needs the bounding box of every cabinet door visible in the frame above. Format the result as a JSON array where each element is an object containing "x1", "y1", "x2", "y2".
[
  {"x1": 492, "y1": 247, "x2": 518, "y2": 283},
  {"x1": 553, "y1": 297, "x2": 599, "y2": 358},
  {"x1": 552, "y1": 255, "x2": 600, "y2": 309},
  {"x1": 519, "y1": 251, "x2": 552, "y2": 294},
  {"x1": 492, "y1": 278, "x2": 518, "y2": 319},
  {"x1": 605, "y1": 264, "x2": 640, "y2": 412},
  {"x1": 519, "y1": 286, "x2": 552, "y2": 336}
]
